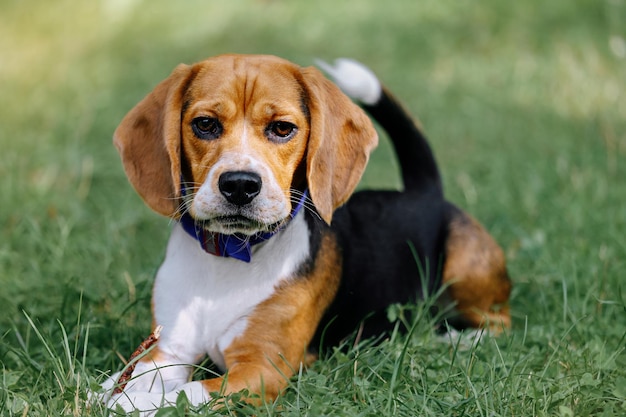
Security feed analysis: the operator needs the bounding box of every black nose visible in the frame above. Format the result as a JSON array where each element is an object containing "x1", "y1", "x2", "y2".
[{"x1": 218, "y1": 171, "x2": 262, "y2": 206}]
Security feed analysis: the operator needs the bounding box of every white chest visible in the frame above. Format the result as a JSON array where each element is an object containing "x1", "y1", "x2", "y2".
[{"x1": 151, "y1": 213, "x2": 310, "y2": 370}]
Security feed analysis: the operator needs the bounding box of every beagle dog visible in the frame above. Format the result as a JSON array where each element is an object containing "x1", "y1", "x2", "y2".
[{"x1": 100, "y1": 54, "x2": 511, "y2": 414}]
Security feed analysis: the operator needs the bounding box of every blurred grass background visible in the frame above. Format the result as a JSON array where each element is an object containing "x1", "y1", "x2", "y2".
[{"x1": 1, "y1": 0, "x2": 625, "y2": 415}]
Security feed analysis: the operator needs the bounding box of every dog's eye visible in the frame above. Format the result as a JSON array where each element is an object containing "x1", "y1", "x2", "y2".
[
  {"x1": 266, "y1": 121, "x2": 297, "y2": 143},
  {"x1": 191, "y1": 117, "x2": 223, "y2": 140}
]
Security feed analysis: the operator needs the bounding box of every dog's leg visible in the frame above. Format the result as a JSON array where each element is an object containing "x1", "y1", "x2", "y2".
[
  {"x1": 442, "y1": 211, "x2": 512, "y2": 333},
  {"x1": 195, "y1": 233, "x2": 341, "y2": 402}
]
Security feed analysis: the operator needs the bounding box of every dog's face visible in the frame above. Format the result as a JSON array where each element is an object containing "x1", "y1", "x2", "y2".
[
  {"x1": 114, "y1": 54, "x2": 378, "y2": 231},
  {"x1": 180, "y1": 58, "x2": 311, "y2": 234}
]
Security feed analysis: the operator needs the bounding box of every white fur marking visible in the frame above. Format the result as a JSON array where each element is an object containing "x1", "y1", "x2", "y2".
[{"x1": 316, "y1": 58, "x2": 382, "y2": 105}]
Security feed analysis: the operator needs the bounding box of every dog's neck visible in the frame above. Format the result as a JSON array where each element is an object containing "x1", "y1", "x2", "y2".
[{"x1": 178, "y1": 190, "x2": 308, "y2": 263}]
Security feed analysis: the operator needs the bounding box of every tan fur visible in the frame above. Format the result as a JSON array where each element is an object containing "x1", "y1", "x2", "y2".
[
  {"x1": 300, "y1": 67, "x2": 378, "y2": 223},
  {"x1": 442, "y1": 212, "x2": 512, "y2": 333},
  {"x1": 113, "y1": 64, "x2": 196, "y2": 216}
]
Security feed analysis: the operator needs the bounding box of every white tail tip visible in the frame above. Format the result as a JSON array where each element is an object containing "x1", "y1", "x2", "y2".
[{"x1": 315, "y1": 58, "x2": 382, "y2": 105}]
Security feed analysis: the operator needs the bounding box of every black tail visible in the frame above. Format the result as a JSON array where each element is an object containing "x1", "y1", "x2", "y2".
[
  {"x1": 317, "y1": 58, "x2": 442, "y2": 195},
  {"x1": 361, "y1": 87, "x2": 442, "y2": 195}
]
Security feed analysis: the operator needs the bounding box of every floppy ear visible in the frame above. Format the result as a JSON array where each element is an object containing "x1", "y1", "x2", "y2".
[
  {"x1": 113, "y1": 64, "x2": 196, "y2": 217},
  {"x1": 300, "y1": 67, "x2": 378, "y2": 224}
]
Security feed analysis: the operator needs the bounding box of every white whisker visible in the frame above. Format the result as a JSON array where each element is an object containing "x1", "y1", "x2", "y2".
[{"x1": 289, "y1": 188, "x2": 321, "y2": 221}]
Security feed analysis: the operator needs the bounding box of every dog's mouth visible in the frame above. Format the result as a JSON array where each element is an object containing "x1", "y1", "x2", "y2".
[
  {"x1": 196, "y1": 215, "x2": 284, "y2": 236},
  {"x1": 216, "y1": 215, "x2": 263, "y2": 231}
]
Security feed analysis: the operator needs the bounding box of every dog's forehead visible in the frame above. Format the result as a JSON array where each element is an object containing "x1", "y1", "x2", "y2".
[{"x1": 187, "y1": 55, "x2": 306, "y2": 104}]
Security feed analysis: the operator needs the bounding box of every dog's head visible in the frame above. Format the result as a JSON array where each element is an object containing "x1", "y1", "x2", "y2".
[{"x1": 114, "y1": 54, "x2": 378, "y2": 234}]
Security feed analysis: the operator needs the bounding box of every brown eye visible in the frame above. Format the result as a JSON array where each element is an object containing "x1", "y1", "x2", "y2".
[
  {"x1": 266, "y1": 121, "x2": 297, "y2": 143},
  {"x1": 192, "y1": 117, "x2": 222, "y2": 140}
]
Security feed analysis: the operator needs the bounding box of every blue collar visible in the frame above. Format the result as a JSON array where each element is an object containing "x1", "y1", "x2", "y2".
[{"x1": 179, "y1": 190, "x2": 308, "y2": 263}]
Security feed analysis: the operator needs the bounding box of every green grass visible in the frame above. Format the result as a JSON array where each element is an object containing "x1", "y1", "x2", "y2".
[{"x1": 1, "y1": 0, "x2": 625, "y2": 415}]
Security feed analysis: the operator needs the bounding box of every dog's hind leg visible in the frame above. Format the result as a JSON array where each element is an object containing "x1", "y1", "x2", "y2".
[{"x1": 441, "y1": 208, "x2": 512, "y2": 334}]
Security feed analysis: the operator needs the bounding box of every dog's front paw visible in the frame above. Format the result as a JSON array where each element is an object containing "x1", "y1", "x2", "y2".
[
  {"x1": 106, "y1": 391, "x2": 171, "y2": 416},
  {"x1": 105, "y1": 382, "x2": 211, "y2": 416},
  {"x1": 93, "y1": 369, "x2": 160, "y2": 405}
]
